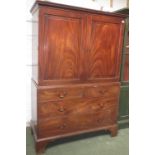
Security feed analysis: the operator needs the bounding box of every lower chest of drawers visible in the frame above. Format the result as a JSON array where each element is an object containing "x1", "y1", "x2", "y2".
[{"x1": 37, "y1": 83, "x2": 120, "y2": 138}]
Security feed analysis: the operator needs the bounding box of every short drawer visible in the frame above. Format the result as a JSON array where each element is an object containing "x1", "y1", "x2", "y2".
[
  {"x1": 85, "y1": 84, "x2": 120, "y2": 99},
  {"x1": 38, "y1": 87, "x2": 85, "y2": 102},
  {"x1": 38, "y1": 103, "x2": 117, "y2": 138},
  {"x1": 38, "y1": 98, "x2": 118, "y2": 119}
]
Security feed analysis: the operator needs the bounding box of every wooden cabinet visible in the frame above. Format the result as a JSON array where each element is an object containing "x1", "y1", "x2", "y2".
[{"x1": 30, "y1": 1, "x2": 127, "y2": 153}]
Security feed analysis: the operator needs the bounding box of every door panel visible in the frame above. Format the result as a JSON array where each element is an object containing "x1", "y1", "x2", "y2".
[
  {"x1": 87, "y1": 15, "x2": 124, "y2": 81},
  {"x1": 40, "y1": 9, "x2": 85, "y2": 83}
]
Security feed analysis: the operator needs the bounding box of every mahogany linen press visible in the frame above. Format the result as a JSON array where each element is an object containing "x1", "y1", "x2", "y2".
[{"x1": 30, "y1": 1, "x2": 127, "y2": 153}]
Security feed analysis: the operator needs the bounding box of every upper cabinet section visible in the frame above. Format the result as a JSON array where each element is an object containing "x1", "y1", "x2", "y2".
[{"x1": 31, "y1": 1, "x2": 126, "y2": 85}]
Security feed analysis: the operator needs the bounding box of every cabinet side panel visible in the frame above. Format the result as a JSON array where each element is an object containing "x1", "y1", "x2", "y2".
[{"x1": 32, "y1": 9, "x2": 39, "y2": 83}]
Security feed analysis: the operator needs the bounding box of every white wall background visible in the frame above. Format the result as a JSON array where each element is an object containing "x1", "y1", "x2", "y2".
[
  {"x1": 95, "y1": 0, "x2": 128, "y2": 11},
  {"x1": 26, "y1": 0, "x2": 128, "y2": 125},
  {"x1": 26, "y1": 0, "x2": 35, "y2": 125}
]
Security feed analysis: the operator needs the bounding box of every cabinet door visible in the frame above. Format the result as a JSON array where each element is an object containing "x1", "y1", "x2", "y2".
[
  {"x1": 86, "y1": 15, "x2": 125, "y2": 82},
  {"x1": 39, "y1": 8, "x2": 86, "y2": 84}
]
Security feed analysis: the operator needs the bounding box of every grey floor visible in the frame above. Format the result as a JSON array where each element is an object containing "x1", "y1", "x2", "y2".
[{"x1": 26, "y1": 128, "x2": 129, "y2": 155}]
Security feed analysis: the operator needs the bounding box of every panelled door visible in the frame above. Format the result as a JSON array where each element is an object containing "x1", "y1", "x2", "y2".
[
  {"x1": 39, "y1": 8, "x2": 86, "y2": 84},
  {"x1": 39, "y1": 8, "x2": 125, "y2": 85},
  {"x1": 86, "y1": 14, "x2": 124, "y2": 82}
]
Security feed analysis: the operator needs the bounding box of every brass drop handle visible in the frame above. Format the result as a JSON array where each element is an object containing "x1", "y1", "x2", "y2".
[
  {"x1": 97, "y1": 119, "x2": 102, "y2": 123},
  {"x1": 99, "y1": 89, "x2": 106, "y2": 94},
  {"x1": 106, "y1": 110, "x2": 111, "y2": 114},
  {"x1": 58, "y1": 106, "x2": 65, "y2": 112},
  {"x1": 60, "y1": 124, "x2": 67, "y2": 129},
  {"x1": 98, "y1": 103, "x2": 103, "y2": 108},
  {"x1": 79, "y1": 91, "x2": 85, "y2": 97},
  {"x1": 59, "y1": 91, "x2": 67, "y2": 98},
  {"x1": 93, "y1": 85, "x2": 98, "y2": 88}
]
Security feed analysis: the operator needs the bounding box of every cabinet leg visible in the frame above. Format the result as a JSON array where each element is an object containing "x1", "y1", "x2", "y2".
[
  {"x1": 109, "y1": 125, "x2": 118, "y2": 137},
  {"x1": 36, "y1": 141, "x2": 48, "y2": 154}
]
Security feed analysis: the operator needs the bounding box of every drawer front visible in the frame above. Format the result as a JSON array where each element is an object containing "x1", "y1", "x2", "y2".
[
  {"x1": 38, "y1": 103, "x2": 118, "y2": 137},
  {"x1": 85, "y1": 84, "x2": 120, "y2": 98},
  {"x1": 38, "y1": 83, "x2": 120, "y2": 102},
  {"x1": 38, "y1": 87, "x2": 85, "y2": 102},
  {"x1": 38, "y1": 98, "x2": 118, "y2": 119}
]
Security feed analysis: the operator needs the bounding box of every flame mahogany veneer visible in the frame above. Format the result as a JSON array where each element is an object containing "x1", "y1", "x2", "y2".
[{"x1": 30, "y1": 1, "x2": 126, "y2": 153}]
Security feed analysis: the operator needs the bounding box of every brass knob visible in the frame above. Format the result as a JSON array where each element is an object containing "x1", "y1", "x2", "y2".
[
  {"x1": 59, "y1": 91, "x2": 67, "y2": 98},
  {"x1": 93, "y1": 85, "x2": 98, "y2": 88},
  {"x1": 60, "y1": 124, "x2": 67, "y2": 129},
  {"x1": 106, "y1": 110, "x2": 111, "y2": 114},
  {"x1": 79, "y1": 92, "x2": 85, "y2": 97},
  {"x1": 97, "y1": 119, "x2": 102, "y2": 123},
  {"x1": 98, "y1": 103, "x2": 103, "y2": 108},
  {"x1": 58, "y1": 106, "x2": 65, "y2": 112},
  {"x1": 99, "y1": 90, "x2": 106, "y2": 94}
]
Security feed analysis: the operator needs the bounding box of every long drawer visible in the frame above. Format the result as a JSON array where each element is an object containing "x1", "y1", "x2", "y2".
[
  {"x1": 38, "y1": 98, "x2": 118, "y2": 119},
  {"x1": 38, "y1": 101, "x2": 118, "y2": 138},
  {"x1": 38, "y1": 83, "x2": 120, "y2": 102}
]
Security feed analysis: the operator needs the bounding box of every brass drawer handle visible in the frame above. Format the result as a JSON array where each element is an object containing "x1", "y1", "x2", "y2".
[
  {"x1": 97, "y1": 119, "x2": 102, "y2": 123},
  {"x1": 79, "y1": 92, "x2": 85, "y2": 97},
  {"x1": 99, "y1": 90, "x2": 106, "y2": 94},
  {"x1": 59, "y1": 91, "x2": 67, "y2": 98},
  {"x1": 98, "y1": 103, "x2": 103, "y2": 108},
  {"x1": 58, "y1": 106, "x2": 65, "y2": 112},
  {"x1": 106, "y1": 110, "x2": 111, "y2": 114},
  {"x1": 59, "y1": 124, "x2": 67, "y2": 129},
  {"x1": 93, "y1": 85, "x2": 98, "y2": 88}
]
